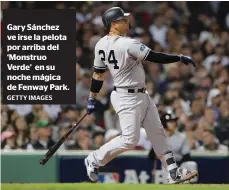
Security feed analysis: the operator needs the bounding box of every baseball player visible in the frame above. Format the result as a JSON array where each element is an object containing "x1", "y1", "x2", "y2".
[
  {"x1": 148, "y1": 110, "x2": 198, "y2": 183},
  {"x1": 84, "y1": 7, "x2": 198, "y2": 184}
]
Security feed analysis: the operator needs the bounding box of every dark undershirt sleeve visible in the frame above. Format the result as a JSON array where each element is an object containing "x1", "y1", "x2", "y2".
[{"x1": 144, "y1": 50, "x2": 181, "y2": 64}]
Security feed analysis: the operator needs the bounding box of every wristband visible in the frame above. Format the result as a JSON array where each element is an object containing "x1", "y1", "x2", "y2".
[{"x1": 90, "y1": 78, "x2": 103, "y2": 93}]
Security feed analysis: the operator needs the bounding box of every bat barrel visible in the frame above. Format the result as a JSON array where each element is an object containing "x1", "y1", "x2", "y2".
[
  {"x1": 40, "y1": 159, "x2": 46, "y2": 165},
  {"x1": 40, "y1": 156, "x2": 48, "y2": 165},
  {"x1": 39, "y1": 113, "x2": 87, "y2": 165}
]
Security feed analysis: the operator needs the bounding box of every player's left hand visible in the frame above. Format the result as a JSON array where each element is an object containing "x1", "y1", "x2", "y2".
[
  {"x1": 86, "y1": 98, "x2": 96, "y2": 114},
  {"x1": 180, "y1": 54, "x2": 196, "y2": 67}
]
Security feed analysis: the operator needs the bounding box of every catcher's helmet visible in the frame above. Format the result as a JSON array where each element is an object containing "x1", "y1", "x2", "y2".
[
  {"x1": 102, "y1": 7, "x2": 130, "y2": 30},
  {"x1": 160, "y1": 110, "x2": 178, "y2": 129}
]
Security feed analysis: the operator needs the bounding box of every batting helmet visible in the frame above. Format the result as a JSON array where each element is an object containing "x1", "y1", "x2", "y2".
[
  {"x1": 160, "y1": 110, "x2": 178, "y2": 129},
  {"x1": 102, "y1": 7, "x2": 130, "y2": 30}
]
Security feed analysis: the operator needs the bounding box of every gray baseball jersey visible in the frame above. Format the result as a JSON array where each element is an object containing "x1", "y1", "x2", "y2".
[
  {"x1": 168, "y1": 131, "x2": 190, "y2": 162},
  {"x1": 93, "y1": 35, "x2": 150, "y2": 88},
  {"x1": 87, "y1": 35, "x2": 171, "y2": 168}
]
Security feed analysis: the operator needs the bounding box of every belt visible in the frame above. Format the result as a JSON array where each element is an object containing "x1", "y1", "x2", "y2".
[{"x1": 113, "y1": 86, "x2": 146, "y2": 93}]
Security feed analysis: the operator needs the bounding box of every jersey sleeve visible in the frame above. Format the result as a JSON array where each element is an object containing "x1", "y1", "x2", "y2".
[
  {"x1": 181, "y1": 138, "x2": 191, "y2": 156},
  {"x1": 127, "y1": 39, "x2": 150, "y2": 61},
  {"x1": 93, "y1": 45, "x2": 106, "y2": 72}
]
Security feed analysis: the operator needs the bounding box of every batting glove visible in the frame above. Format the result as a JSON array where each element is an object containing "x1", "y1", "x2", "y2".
[
  {"x1": 180, "y1": 54, "x2": 196, "y2": 67},
  {"x1": 86, "y1": 98, "x2": 96, "y2": 114}
]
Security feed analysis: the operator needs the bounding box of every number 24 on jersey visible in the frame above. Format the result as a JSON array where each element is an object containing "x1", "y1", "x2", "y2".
[{"x1": 99, "y1": 50, "x2": 119, "y2": 69}]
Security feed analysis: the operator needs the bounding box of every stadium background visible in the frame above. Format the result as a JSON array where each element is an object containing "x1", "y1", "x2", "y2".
[{"x1": 1, "y1": 1, "x2": 229, "y2": 184}]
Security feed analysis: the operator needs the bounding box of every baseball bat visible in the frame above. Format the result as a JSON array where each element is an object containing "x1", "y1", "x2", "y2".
[{"x1": 39, "y1": 113, "x2": 88, "y2": 165}]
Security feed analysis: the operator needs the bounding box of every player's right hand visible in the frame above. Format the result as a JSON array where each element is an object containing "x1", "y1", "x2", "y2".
[
  {"x1": 86, "y1": 98, "x2": 96, "y2": 114},
  {"x1": 180, "y1": 54, "x2": 196, "y2": 67}
]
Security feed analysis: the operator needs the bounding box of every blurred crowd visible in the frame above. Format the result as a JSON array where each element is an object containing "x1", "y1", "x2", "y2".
[{"x1": 1, "y1": 1, "x2": 229, "y2": 153}]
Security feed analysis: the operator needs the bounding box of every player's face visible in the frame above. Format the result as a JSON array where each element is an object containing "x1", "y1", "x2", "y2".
[
  {"x1": 114, "y1": 18, "x2": 130, "y2": 34},
  {"x1": 167, "y1": 120, "x2": 177, "y2": 132}
]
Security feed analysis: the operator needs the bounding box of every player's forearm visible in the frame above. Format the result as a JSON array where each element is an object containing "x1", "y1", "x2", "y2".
[
  {"x1": 145, "y1": 50, "x2": 181, "y2": 64},
  {"x1": 89, "y1": 72, "x2": 104, "y2": 99},
  {"x1": 89, "y1": 92, "x2": 98, "y2": 99}
]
